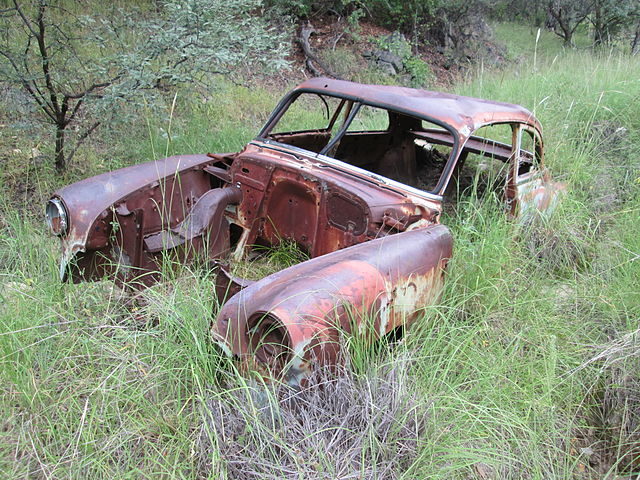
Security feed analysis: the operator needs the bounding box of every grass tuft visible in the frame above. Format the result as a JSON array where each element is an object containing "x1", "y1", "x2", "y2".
[{"x1": 198, "y1": 351, "x2": 429, "y2": 479}]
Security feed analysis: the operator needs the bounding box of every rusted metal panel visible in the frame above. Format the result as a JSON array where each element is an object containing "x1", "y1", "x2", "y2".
[
  {"x1": 53, "y1": 154, "x2": 238, "y2": 283},
  {"x1": 225, "y1": 147, "x2": 439, "y2": 260},
  {"x1": 143, "y1": 187, "x2": 242, "y2": 253},
  {"x1": 213, "y1": 261, "x2": 256, "y2": 302},
  {"x1": 46, "y1": 78, "x2": 564, "y2": 385},
  {"x1": 212, "y1": 224, "x2": 452, "y2": 386},
  {"x1": 55, "y1": 154, "x2": 214, "y2": 247},
  {"x1": 288, "y1": 77, "x2": 543, "y2": 137},
  {"x1": 515, "y1": 174, "x2": 567, "y2": 220}
]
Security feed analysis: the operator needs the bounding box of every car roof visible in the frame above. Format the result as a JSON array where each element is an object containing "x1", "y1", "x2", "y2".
[{"x1": 293, "y1": 77, "x2": 542, "y2": 135}]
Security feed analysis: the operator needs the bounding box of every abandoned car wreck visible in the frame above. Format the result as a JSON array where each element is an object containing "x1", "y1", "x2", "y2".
[{"x1": 45, "y1": 78, "x2": 563, "y2": 386}]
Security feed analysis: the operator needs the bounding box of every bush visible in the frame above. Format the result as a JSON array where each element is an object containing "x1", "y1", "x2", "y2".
[{"x1": 404, "y1": 56, "x2": 434, "y2": 87}]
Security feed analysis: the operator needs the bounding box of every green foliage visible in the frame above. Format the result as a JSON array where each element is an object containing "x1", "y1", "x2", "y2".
[
  {"x1": 368, "y1": 0, "x2": 493, "y2": 55},
  {"x1": 1, "y1": 12, "x2": 640, "y2": 479},
  {"x1": 321, "y1": 47, "x2": 367, "y2": 79},
  {"x1": 404, "y1": 55, "x2": 433, "y2": 87},
  {"x1": 264, "y1": 0, "x2": 367, "y2": 20},
  {"x1": 591, "y1": 0, "x2": 640, "y2": 46},
  {"x1": 493, "y1": 22, "x2": 591, "y2": 60},
  {"x1": 492, "y1": 0, "x2": 640, "y2": 49},
  {"x1": 372, "y1": 32, "x2": 412, "y2": 60},
  {"x1": 232, "y1": 240, "x2": 309, "y2": 280},
  {"x1": 368, "y1": 0, "x2": 441, "y2": 33},
  {"x1": 345, "y1": 5, "x2": 366, "y2": 39},
  {"x1": 546, "y1": 0, "x2": 593, "y2": 46},
  {"x1": 0, "y1": 0, "x2": 290, "y2": 171},
  {"x1": 489, "y1": 0, "x2": 548, "y2": 25},
  {"x1": 372, "y1": 33, "x2": 433, "y2": 87},
  {"x1": 264, "y1": 0, "x2": 314, "y2": 17},
  {"x1": 151, "y1": 0, "x2": 291, "y2": 77}
]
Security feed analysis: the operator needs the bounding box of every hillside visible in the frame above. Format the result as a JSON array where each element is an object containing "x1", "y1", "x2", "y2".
[{"x1": 0, "y1": 6, "x2": 639, "y2": 479}]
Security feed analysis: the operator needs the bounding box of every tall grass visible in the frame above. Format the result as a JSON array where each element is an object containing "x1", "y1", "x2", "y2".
[{"x1": 1, "y1": 23, "x2": 639, "y2": 479}]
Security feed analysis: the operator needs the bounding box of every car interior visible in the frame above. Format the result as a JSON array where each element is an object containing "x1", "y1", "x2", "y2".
[{"x1": 263, "y1": 92, "x2": 531, "y2": 205}]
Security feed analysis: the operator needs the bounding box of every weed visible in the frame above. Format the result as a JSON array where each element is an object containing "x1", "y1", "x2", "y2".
[
  {"x1": 231, "y1": 239, "x2": 310, "y2": 281},
  {"x1": 1, "y1": 13, "x2": 639, "y2": 479}
]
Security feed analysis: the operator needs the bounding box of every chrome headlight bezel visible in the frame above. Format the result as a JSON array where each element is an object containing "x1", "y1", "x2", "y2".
[{"x1": 45, "y1": 198, "x2": 69, "y2": 236}]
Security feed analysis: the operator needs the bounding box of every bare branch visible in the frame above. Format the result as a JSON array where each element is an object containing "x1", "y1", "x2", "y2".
[
  {"x1": 66, "y1": 97, "x2": 83, "y2": 124},
  {"x1": 65, "y1": 81, "x2": 113, "y2": 100},
  {"x1": 33, "y1": 0, "x2": 61, "y2": 116},
  {"x1": 298, "y1": 23, "x2": 342, "y2": 79},
  {"x1": 21, "y1": 34, "x2": 51, "y2": 109},
  {"x1": 65, "y1": 121, "x2": 101, "y2": 165},
  {"x1": 0, "y1": 49, "x2": 57, "y2": 122},
  {"x1": 12, "y1": 0, "x2": 38, "y2": 38}
]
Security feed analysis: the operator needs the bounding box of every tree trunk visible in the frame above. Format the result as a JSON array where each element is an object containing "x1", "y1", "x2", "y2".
[
  {"x1": 593, "y1": 3, "x2": 604, "y2": 47},
  {"x1": 632, "y1": 22, "x2": 640, "y2": 55},
  {"x1": 562, "y1": 29, "x2": 573, "y2": 47},
  {"x1": 55, "y1": 124, "x2": 66, "y2": 172},
  {"x1": 559, "y1": 18, "x2": 573, "y2": 46},
  {"x1": 298, "y1": 24, "x2": 342, "y2": 79}
]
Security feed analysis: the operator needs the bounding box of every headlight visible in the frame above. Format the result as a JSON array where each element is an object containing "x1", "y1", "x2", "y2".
[{"x1": 45, "y1": 198, "x2": 69, "y2": 236}]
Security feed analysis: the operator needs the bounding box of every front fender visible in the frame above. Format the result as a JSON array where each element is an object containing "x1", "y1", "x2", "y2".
[
  {"x1": 212, "y1": 223, "x2": 452, "y2": 385},
  {"x1": 52, "y1": 154, "x2": 230, "y2": 282}
]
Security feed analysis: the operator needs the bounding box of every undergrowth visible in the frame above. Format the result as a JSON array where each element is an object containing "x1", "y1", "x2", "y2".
[{"x1": 0, "y1": 22, "x2": 639, "y2": 479}]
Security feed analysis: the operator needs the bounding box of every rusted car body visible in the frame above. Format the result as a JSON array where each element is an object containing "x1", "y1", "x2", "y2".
[{"x1": 46, "y1": 78, "x2": 563, "y2": 385}]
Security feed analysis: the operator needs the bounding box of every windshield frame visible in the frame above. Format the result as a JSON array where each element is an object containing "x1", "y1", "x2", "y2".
[{"x1": 257, "y1": 88, "x2": 462, "y2": 195}]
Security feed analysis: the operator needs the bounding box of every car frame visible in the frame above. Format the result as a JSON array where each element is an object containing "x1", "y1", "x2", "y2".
[{"x1": 46, "y1": 78, "x2": 563, "y2": 386}]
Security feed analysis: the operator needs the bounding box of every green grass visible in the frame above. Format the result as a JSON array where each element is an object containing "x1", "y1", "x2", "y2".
[
  {"x1": 492, "y1": 22, "x2": 594, "y2": 61},
  {"x1": 1, "y1": 17, "x2": 640, "y2": 479}
]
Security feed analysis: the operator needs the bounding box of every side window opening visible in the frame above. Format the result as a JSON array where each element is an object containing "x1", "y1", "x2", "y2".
[
  {"x1": 444, "y1": 123, "x2": 514, "y2": 202},
  {"x1": 333, "y1": 107, "x2": 454, "y2": 191},
  {"x1": 517, "y1": 128, "x2": 541, "y2": 177},
  {"x1": 265, "y1": 93, "x2": 348, "y2": 154},
  {"x1": 346, "y1": 104, "x2": 389, "y2": 132},
  {"x1": 322, "y1": 104, "x2": 391, "y2": 167},
  {"x1": 412, "y1": 127, "x2": 454, "y2": 192}
]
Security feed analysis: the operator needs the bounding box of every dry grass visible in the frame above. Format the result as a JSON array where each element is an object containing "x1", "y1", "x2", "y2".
[
  {"x1": 583, "y1": 328, "x2": 640, "y2": 473},
  {"x1": 198, "y1": 353, "x2": 429, "y2": 479}
]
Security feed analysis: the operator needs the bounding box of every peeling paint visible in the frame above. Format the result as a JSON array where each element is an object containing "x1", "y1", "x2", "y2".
[{"x1": 47, "y1": 78, "x2": 561, "y2": 386}]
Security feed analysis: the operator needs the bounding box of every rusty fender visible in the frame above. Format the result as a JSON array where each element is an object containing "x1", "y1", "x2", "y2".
[
  {"x1": 212, "y1": 223, "x2": 452, "y2": 385},
  {"x1": 56, "y1": 155, "x2": 213, "y2": 248},
  {"x1": 516, "y1": 178, "x2": 567, "y2": 221},
  {"x1": 50, "y1": 154, "x2": 238, "y2": 282}
]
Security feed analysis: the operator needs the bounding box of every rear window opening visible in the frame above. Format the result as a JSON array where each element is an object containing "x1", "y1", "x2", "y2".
[{"x1": 440, "y1": 124, "x2": 515, "y2": 208}]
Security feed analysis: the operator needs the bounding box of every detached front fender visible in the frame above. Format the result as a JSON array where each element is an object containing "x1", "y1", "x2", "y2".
[{"x1": 212, "y1": 223, "x2": 453, "y2": 385}]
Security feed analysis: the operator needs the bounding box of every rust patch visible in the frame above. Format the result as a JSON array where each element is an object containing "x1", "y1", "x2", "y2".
[
  {"x1": 212, "y1": 224, "x2": 452, "y2": 385},
  {"x1": 48, "y1": 78, "x2": 561, "y2": 385}
]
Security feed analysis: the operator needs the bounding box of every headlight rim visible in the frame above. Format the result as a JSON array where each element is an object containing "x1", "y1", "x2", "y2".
[{"x1": 45, "y1": 197, "x2": 69, "y2": 237}]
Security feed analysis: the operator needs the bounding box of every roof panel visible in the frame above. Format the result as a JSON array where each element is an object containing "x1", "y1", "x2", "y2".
[{"x1": 294, "y1": 77, "x2": 541, "y2": 134}]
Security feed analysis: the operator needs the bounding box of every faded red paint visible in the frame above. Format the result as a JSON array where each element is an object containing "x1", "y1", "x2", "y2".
[
  {"x1": 213, "y1": 224, "x2": 451, "y2": 385},
  {"x1": 286, "y1": 77, "x2": 543, "y2": 136},
  {"x1": 46, "y1": 78, "x2": 563, "y2": 385}
]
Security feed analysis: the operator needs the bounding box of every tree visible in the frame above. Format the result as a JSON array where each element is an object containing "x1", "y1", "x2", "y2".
[
  {"x1": 0, "y1": 0, "x2": 289, "y2": 172},
  {"x1": 546, "y1": 0, "x2": 592, "y2": 47},
  {"x1": 632, "y1": 19, "x2": 640, "y2": 54},
  {"x1": 589, "y1": 0, "x2": 640, "y2": 47}
]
